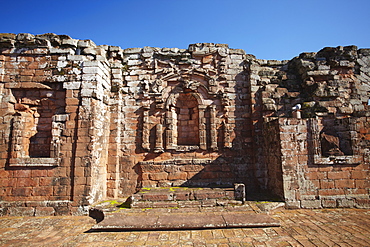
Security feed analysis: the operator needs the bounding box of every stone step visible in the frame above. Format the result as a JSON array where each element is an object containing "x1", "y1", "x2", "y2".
[
  {"x1": 91, "y1": 212, "x2": 280, "y2": 231},
  {"x1": 130, "y1": 187, "x2": 241, "y2": 208}
]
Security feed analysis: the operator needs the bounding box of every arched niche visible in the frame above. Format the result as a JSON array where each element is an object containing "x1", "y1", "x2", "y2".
[
  {"x1": 163, "y1": 81, "x2": 208, "y2": 151},
  {"x1": 175, "y1": 92, "x2": 200, "y2": 146}
]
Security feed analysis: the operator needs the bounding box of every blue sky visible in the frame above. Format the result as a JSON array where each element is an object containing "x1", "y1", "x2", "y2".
[{"x1": 1, "y1": 0, "x2": 369, "y2": 60}]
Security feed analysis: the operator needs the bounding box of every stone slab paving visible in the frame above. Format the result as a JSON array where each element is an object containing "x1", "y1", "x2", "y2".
[
  {"x1": 1, "y1": 208, "x2": 370, "y2": 246},
  {"x1": 93, "y1": 212, "x2": 279, "y2": 230}
]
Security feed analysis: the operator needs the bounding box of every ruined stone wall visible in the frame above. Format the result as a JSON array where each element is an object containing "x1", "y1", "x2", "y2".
[
  {"x1": 107, "y1": 43, "x2": 255, "y2": 197},
  {"x1": 257, "y1": 46, "x2": 370, "y2": 208},
  {"x1": 273, "y1": 118, "x2": 369, "y2": 209},
  {"x1": 0, "y1": 34, "x2": 258, "y2": 215},
  {"x1": 0, "y1": 33, "x2": 112, "y2": 215},
  {"x1": 0, "y1": 33, "x2": 369, "y2": 215}
]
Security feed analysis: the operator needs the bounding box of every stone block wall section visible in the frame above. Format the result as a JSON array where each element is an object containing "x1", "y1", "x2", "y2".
[
  {"x1": 266, "y1": 118, "x2": 369, "y2": 209},
  {"x1": 106, "y1": 42, "x2": 256, "y2": 197},
  {"x1": 252, "y1": 46, "x2": 370, "y2": 208},
  {"x1": 0, "y1": 33, "x2": 111, "y2": 215},
  {"x1": 0, "y1": 33, "x2": 369, "y2": 215}
]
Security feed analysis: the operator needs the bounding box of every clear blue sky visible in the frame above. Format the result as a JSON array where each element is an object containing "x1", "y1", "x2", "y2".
[{"x1": 1, "y1": 0, "x2": 369, "y2": 60}]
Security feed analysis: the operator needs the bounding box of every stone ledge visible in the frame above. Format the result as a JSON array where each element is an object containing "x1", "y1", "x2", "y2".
[
  {"x1": 9, "y1": 157, "x2": 60, "y2": 167},
  {"x1": 314, "y1": 155, "x2": 362, "y2": 165}
]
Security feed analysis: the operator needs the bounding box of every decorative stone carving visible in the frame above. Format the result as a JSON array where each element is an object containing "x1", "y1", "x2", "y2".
[
  {"x1": 154, "y1": 123, "x2": 164, "y2": 153},
  {"x1": 198, "y1": 105, "x2": 207, "y2": 150},
  {"x1": 151, "y1": 79, "x2": 163, "y2": 94},
  {"x1": 224, "y1": 121, "x2": 232, "y2": 148},
  {"x1": 210, "y1": 105, "x2": 218, "y2": 151},
  {"x1": 183, "y1": 80, "x2": 200, "y2": 91},
  {"x1": 142, "y1": 109, "x2": 150, "y2": 151},
  {"x1": 320, "y1": 131, "x2": 344, "y2": 157}
]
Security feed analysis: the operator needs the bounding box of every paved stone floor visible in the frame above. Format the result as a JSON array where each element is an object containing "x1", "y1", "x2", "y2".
[{"x1": 0, "y1": 208, "x2": 370, "y2": 246}]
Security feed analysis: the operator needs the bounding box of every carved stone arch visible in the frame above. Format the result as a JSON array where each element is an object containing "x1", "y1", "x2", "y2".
[
  {"x1": 163, "y1": 80, "x2": 211, "y2": 151},
  {"x1": 159, "y1": 69, "x2": 218, "y2": 98},
  {"x1": 163, "y1": 83, "x2": 206, "y2": 110}
]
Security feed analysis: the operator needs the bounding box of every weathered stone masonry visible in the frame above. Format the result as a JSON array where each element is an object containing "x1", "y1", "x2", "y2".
[{"x1": 0, "y1": 33, "x2": 369, "y2": 215}]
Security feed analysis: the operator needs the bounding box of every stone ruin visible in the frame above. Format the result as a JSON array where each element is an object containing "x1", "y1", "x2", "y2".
[{"x1": 0, "y1": 33, "x2": 369, "y2": 216}]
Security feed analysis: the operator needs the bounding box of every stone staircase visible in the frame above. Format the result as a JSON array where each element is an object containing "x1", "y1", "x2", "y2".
[{"x1": 130, "y1": 187, "x2": 244, "y2": 208}]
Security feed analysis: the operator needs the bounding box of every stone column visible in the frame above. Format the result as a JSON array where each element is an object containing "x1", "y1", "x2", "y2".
[
  {"x1": 224, "y1": 121, "x2": 232, "y2": 148},
  {"x1": 10, "y1": 114, "x2": 27, "y2": 158},
  {"x1": 165, "y1": 106, "x2": 176, "y2": 150},
  {"x1": 199, "y1": 105, "x2": 207, "y2": 150},
  {"x1": 142, "y1": 108, "x2": 150, "y2": 151},
  {"x1": 154, "y1": 123, "x2": 164, "y2": 153},
  {"x1": 210, "y1": 105, "x2": 218, "y2": 151}
]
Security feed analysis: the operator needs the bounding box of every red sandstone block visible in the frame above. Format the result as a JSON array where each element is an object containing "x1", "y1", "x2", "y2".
[
  {"x1": 193, "y1": 191, "x2": 209, "y2": 200},
  {"x1": 298, "y1": 155, "x2": 309, "y2": 163},
  {"x1": 152, "y1": 201, "x2": 178, "y2": 208},
  {"x1": 318, "y1": 188, "x2": 345, "y2": 196},
  {"x1": 142, "y1": 193, "x2": 173, "y2": 201},
  {"x1": 351, "y1": 170, "x2": 368, "y2": 179},
  {"x1": 355, "y1": 198, "x2": 370, "y2": 207},
  {"x1": 141, "y1": 180, "x2": 157, "y2": 188},
  {"x1": 19, "y1": 75, "x2": 33, "y2": 82},
  {"x1": 65, "y1": 97, "x2": 79, "y2": 106},
  {"x1": 310, "y1": 180, "x2": 320, "y2": 188},
  {"x1": 12, "y1": 187, "x2": 32, "y2": 197},
  {"x1": 20, "y1": 69, "x2": 35, "y2": 76},
  {"x1": 178, "y1": 201, "x2": 201, "y2": 208},
  {"x1": 74, "y1": 167, "x2": 85, "y2": 177},
  {"x1": 8, "y1": 207, "x2": 35, "y2": 216},
  {"x1": 131, "y1": 201, "x2": 153, "y2": 208},
  {"x1": 13, "y1": 170, "x2": 31, "y2": 178},
  {"x1": 349, "y1": 188, "x2": 368, "y2": 195},
  {"x1": 149, "y1": 172, "x2": 168, "y2": 181},
  {"x1": 317, "y1": 166, "x2": 334, "y2": 172},
  {"x1": 168, "y1": 172, "x2": 187, "y2": 180},
  {"x1": 201, "y1": 199, "x2": 217, "y2": 207},
  {"x1": 319, "y1": 180, "x2": 335, "y2": 189},
  {"x1": 353, "y1": 163, "x2": 367, "y2": 171},
  {"x1": 35, "y1": 207, "x2": 55, "y2": 216},
  {"x1": 174, "y1": 191, "x2": 191, "y2": 201},
  {"x1": 39, "y1": 177, "x2": 53, "y2": 186},
  {"x1": 73, "y1": 185, "x2": 87, "y2": 196},
  {"x1": 336, "y1": 166, "x2": 355, "y2": 171},
  {"x1": 355, "y1": 179, "x2": 370, "y2": 188},
  {"x1": 27, "y1": 62, "x2": 41, "y2": 69},
  {"x1": 334, "y1": 179, "x2": 355, "y2": 189},
  {"x1": 305, "y1": 172, "x2": 327, "y2": 180},
  {"x1": 0, "y1": 170, "x2": 10, "y2": 178},
  {"x1": 17, "y1": 178, "x2": 38, "y2": 187},
  {"x1": 65, "y1": 105, "x2": 78, "y2": 113},
  {"x1": 321, "y1": 199, "x2": 337, "y2": 208},
  {"x1": 50, "y1": 167, "x2": 68, "y2": 177},
  {"x1": 140, "y1": 172, "x2": 149, "y2": 180},
  {"x1": 31, "y1": 169, "x2": 48, "y2": 177},
  {"x1": 281, "y1": 141, "x2": 296, "y2": 150},
  {"x1": 180, "y1": 164, "x2": 205, "y2": 172},
  {"x1": 0, "y1": 187, "x2": 14, "y2": 198},
  {"x1": 53, "y1": 186, "x2": 69, "y2": 196},
  {"x1": 327, "y1": 171, "x2": 350, "y2": 180},
  {"x1": 0, "y1": 179, "x2": 10, "y2": 187},
  {"x1": 33, "y1": 186, "x2": 53, "y2": 196},
  {"x1": 141, "y1": 164, "x2": 165, "y2": 173}
]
